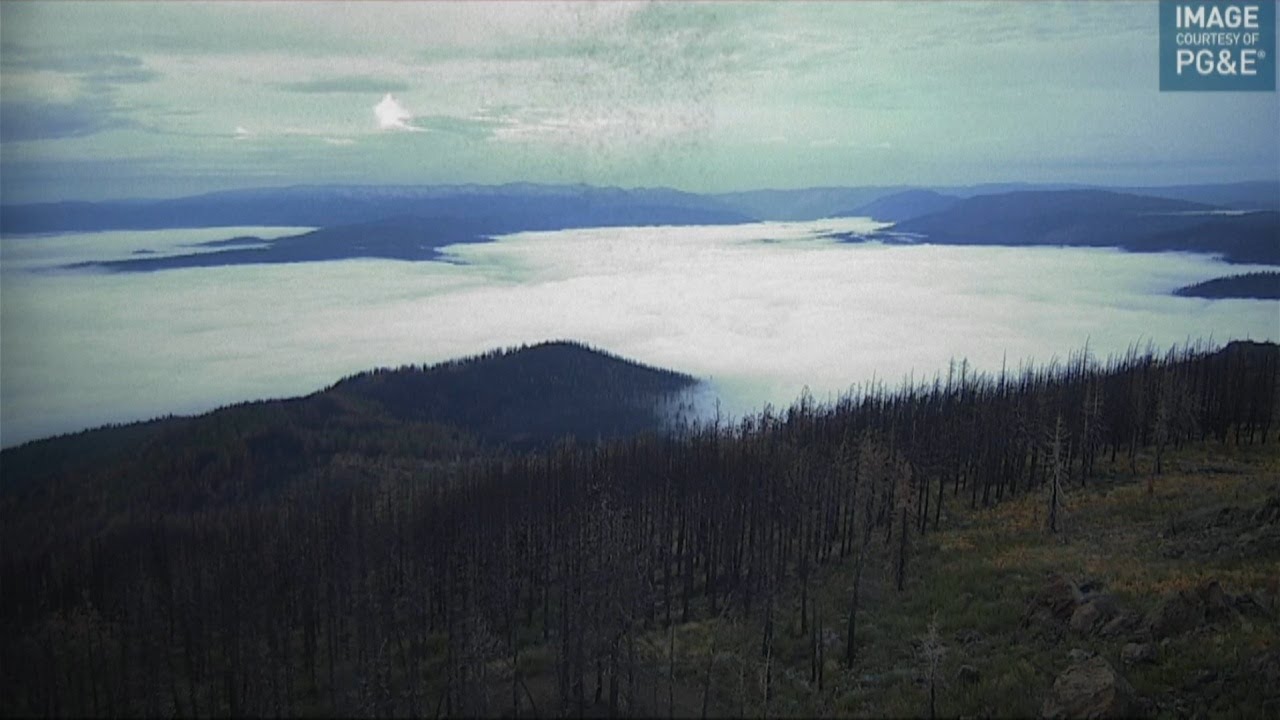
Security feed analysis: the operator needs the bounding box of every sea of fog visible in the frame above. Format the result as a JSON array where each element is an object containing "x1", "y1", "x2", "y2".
[{"x1": 2, "y1": 219, "x2": 1277, "y2": 448}]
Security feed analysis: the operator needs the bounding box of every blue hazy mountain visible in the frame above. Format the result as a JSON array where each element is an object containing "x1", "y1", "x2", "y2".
[
  {"x1": 5, "y1": 181, "x2": 1276, "y2": 234},
  {"x1": 888, "y1": 190, "x2": 1280, "y2": 264},
  {"x1": 85, "y1": 215, "x2": 498, "y2": 271},
  {"x1": 708, "y1": 186, "x2": 909, "y2": 220},
  {"x1": 0, "y1": 183, "x2": 752, "y2": 235},
  {"x1": 1112, "y1": 181, "x2": 1280, "y2": 211},
  {"x1": 1125, "y1": 210, "x2": 1280, "y2": 265},
  {"x1": 8, "y1": 182, "x2": 1278, "y2": 271},
  {"x1": 834, "y1": 189, "x2": 961, "y2": 222},
  {"x1": 711, "y1": 181, "x2": 1279, "y2": 220}
]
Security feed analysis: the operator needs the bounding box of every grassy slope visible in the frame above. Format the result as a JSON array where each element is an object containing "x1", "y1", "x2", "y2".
[
  {"x1": 901, "y1": 441, "x2": 1280, "y2": 718},
  {"x1": 486, "y1": 440, "x2": 1279, "y2": 718}
]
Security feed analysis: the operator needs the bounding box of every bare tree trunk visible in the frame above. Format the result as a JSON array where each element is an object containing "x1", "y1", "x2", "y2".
[
  {"x1": 845, "y1": 542, "x2": 866, "y2": 668},
  {"x1": 667, "y1": 620, "x2": 676, "y2": 720}
]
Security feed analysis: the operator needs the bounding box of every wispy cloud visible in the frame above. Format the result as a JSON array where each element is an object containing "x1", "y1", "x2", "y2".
[
  {"x1": 414, "y1": 112, "x2": 508, "y2": 140},
  {"x1": 278, "y1": 76, "x2": 409, "y2": 94},
  {"x1": 0, "y1": 44, "x2": 152, "y2": 144},
  {"x1": 230, "y1": 124, "x2": 357, "y2": 148},
  {"x1": 1, "y1": 1, "x2": 1275, "y2": 197},
  {"x1": 0, "y1": 44, "x2": 160, "y2": 87},
  {"x1": 0, "y1": 98, "x2": 133, "y2": 143}
]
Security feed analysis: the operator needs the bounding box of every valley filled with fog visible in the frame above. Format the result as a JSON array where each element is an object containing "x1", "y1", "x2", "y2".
[{"x1": 1, "y1": 218, "x2": 1276, "y2": 447}]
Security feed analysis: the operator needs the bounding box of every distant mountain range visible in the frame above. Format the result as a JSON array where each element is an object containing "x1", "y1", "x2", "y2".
[
  {"x1": 885, "y1": 190, "x2": 1280, "y2": 264},
  {"x1": 835, "y1": 189, "x2": 961, "y2": 222},
  {"x1": 5, "y1": 180, "x2": 1275, "y2": 234},
  {"x1": 0, "y1": 183, "x2": 752, "y2": 235},
  {"x1": 83, "y1": 215, "x2": 498, "y2": 271},
  {"x1": 3, "y1": 180, "x2": 1276, "y2": 270}
]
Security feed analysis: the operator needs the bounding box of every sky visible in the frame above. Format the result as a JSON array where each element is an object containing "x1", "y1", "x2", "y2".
[{"x1": 0, "y1": 1, "x2": 1277, "y2": 202}]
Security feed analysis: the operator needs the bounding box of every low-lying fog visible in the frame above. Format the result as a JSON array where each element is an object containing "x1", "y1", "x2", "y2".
[{"x1": 2, "y1": 219, "x2": 1276, "y2": 447}]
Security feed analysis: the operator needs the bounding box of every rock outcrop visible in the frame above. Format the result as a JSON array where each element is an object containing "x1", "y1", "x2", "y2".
[{"x1": 1041, "y1": 655, "x2": 1135, "y2": 719}]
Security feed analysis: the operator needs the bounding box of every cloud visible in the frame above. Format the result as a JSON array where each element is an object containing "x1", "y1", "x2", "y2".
[
  {"x1": 414, "y1": 112, "x2": 509, "y2": 140},
  {"x1": 278, "y1": 76, "x2": 410, "y2": 94},
  {"x1": 0, "y1": 45, "x2": 151, "y2": 144},
  {"x1": 0, "y1": 45, "x2": 159, "y2": 86},
  {"x1": 4, "y1": 219, "x2": 1276, "y2": 446},
  {"x1": 373, "y1": 93, "x2": 422, "y2": 132},
  {"x1": 2, "y1": 2, "x2": 1275, "y2": 197},
  {"x1": 0, "y1": 98, "x2": 132, "y2": 143},
  {"x1": 229, "y1": 124, "x2": 358, "y2": 147}
]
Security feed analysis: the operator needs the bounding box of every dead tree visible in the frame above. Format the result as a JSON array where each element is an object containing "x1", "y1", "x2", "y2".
[{"x1": 1046, "y1": 415, "x2": 1068, "y2": 534}]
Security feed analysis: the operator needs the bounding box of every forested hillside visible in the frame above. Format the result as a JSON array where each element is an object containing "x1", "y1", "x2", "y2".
[
  {"x1": 1, "y1": 340, "x2": 1276, "y2": 717},
  {"x1": 0, "y1": 341, "x2": 697, "y2": 525},
  {"x1": 1174, "y1": 271, "x2": 1280, "y2": 300}
]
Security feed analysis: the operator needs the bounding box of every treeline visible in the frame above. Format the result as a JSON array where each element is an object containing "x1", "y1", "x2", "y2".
[
  {"x1": 1174, "y1": 270, "x2": 1280, "y2": 300},
  {"x1": 330, "y1": 340, "x2": 699, "y2": 448},
  {"x1": 1, "y1": 340, "x2": 1276, "y2": 717}
]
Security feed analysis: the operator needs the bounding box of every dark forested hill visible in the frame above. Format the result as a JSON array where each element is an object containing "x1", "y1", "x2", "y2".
[
  {"x1": 0, "y1": 341, "x2": 700, "y2": 516},
  {"x1": 889, "y1": 190, "x2": 1280, "y2": 264},
  {"x1": 1175, "y1": 271, "x2": 1280, "y2": 300},
  {"x1": 0, "y1": 339, "x2": 1276, "y2": 718},
  {"x1": 2, "y1": 339, "x2": 1277, "y2": 717},
  {"x1": 329, "y1": 340, "x2": 699, "y2": 448}
]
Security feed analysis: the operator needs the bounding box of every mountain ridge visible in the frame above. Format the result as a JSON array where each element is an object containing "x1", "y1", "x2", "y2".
[
  {"x1": 5, "y1": 180, "x2": 1276, "y2": 234},
  {"x1": 887, "y1": 190, "x2": 1280, "y2": 264},
  {"x1": 0, "y1": 340, "x2": 700, "y2": 465}
]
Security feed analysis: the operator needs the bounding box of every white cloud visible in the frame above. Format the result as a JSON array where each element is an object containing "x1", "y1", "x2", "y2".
[
  {"x1": 3, "y1": 220, "x2": 1276, "y2": 447},
  {"x1": 231, "y1": 124, "x2": 358, "y2": 146},
  {"x1": 373, "y1": 93, "x2": 421, "y2": 132}
]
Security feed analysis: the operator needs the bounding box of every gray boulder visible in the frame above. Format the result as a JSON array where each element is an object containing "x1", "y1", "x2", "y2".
[
  {"x1": 1070, "y1": 594, "x2": 1123, "y2": 636},
  {"x1": 1041, "y1": 656, "x2": 1136, "y2": 719},
  {"x1": 1121, "y1": 642, "x2": 1156, "y2": 666},
  {"x1": 1027, "y1": 573, "x2": 1084, "y2": 627}
]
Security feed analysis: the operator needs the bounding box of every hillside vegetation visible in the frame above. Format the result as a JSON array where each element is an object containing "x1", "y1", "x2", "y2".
[
  {"x1": 0, "y1": 340, "x2": 1276, "y2": 718},
  {"x1": 1175, "y1": 271, "x2": 1280, "y2": 300}
]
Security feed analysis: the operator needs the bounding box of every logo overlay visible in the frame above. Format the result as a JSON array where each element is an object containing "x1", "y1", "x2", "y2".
[{"x1": 1160, "y1": 0, "x2": 1276, "y2": 91}]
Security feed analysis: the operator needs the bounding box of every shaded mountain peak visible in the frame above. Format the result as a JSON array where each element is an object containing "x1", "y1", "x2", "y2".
[{"x1": 331, "y1": 340, "x2": 700, "y2": 448}]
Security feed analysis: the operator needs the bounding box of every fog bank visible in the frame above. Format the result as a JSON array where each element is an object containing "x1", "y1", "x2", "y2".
[{"x1": 2, "y1": 219, "x2": 1276, "y2": 446}]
